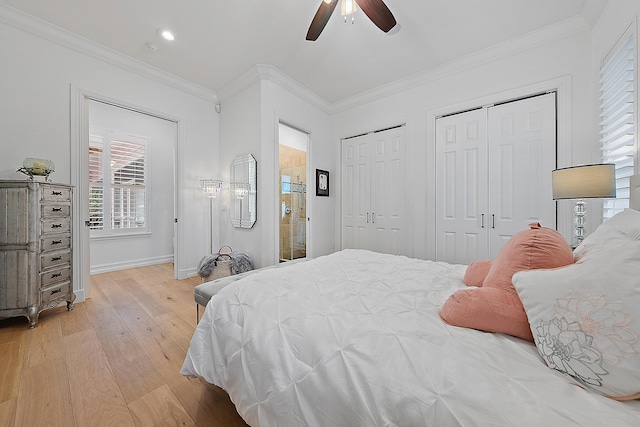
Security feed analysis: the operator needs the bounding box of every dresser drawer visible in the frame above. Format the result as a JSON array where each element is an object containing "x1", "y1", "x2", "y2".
[
  {"x1": 41, "y1": 218, "x2": 71, "y2": 235},
  {"x1": 40, "y1": 235, "x2": 71, "y2": 252},
  {"x1": 40, "y1": 250, "x2": 71, "y2": 270},
  {"x1": 41, "y1": 282, "x2": 71, "y2": 304},
  {"x1": 41, "y1": 204, "x2": 70, "y2": 218},
  {"x1": 41, "y1": 186, "x2": 71, "y2": 202},
  {"x1": 40, "y1": 266, "x2": 71, "y2": 289}
]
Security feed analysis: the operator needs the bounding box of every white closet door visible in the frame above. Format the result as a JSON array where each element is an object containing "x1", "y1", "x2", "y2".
[
  {"x1": 435, "y1": 109, "x2": 489, "y2": 264},
  {"x1": 369, "y1": 126, "x2": 406, "y2": 255},
  {"x1": 487, "y1": 93, "x2": 556, "y2": 258},
  {"x1": 342, "y1": 134, "x2": 370, "y2": 250}
]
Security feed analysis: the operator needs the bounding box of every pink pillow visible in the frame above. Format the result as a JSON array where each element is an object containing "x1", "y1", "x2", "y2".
[
  {"x1": 441, "y1": 223, "x2": 574, "y2": 341},
  {"x1": 483, "y1": 223, "x2": 574, "y2": 293},
  {"x1": 462, "y1": 260, "x2": 493, "y2": 287},
  {"x1": 441, "y1": 286, "x2": 534, "y2": 341}
]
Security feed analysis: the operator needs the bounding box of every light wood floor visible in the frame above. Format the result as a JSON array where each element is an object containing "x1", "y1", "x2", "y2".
[{"x1": 0, "y1": 263, "x2": 248, "y2": 427}]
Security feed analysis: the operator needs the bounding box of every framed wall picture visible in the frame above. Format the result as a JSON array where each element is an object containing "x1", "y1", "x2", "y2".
[{"x1": 316, "y1": 169, "x2": 329, "y2": 197}]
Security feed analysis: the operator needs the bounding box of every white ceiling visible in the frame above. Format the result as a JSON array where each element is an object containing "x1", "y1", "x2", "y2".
[{"x1": 4, "y1": 0, "x2": 608, "y2": 105}]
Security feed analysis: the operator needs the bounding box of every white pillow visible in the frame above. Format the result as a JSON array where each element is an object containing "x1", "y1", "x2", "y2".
[
  {"x1": 573, "y1": 208, "x2": 640, "y2": 261},
  {"x1": 513, "y1": 210, "x2": 640, "y2": 400}
]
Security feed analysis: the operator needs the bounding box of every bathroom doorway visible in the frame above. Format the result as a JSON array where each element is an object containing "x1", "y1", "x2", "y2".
[{"x1": 278, "y1": 123, "x2": 308, "y2": 262}]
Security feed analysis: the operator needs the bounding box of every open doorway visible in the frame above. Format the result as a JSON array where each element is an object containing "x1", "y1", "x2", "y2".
[
  {"x1": 278, "y1": 123, "x2": 309, "y2": 262},
  {"x1": 87, "y1": 100, "x2": 177, "y2": 274}
]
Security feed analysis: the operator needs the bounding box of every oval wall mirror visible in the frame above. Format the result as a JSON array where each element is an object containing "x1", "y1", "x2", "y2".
[{"x1": 230, "y1": 154, "x2": 257, "y2": 228}]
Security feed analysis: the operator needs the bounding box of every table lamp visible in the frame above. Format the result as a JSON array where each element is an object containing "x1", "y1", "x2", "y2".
[{"x1": 552, "y1": 164, "x2": 616, "y2": 246}]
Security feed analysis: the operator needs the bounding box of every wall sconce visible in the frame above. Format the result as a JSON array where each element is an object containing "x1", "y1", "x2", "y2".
[{"x1": 552, "y1": 164, "x2": 616, "y2": 246}]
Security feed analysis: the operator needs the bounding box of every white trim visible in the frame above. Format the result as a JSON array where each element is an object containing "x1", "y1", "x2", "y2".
[
  {"x1": 90, "y1": 231, "x2": 152, "y2": 241},
  {"x1": 70, "y1": 87, "x2": 185, "y2": 299},
  {"x1": 90, "y1": 255, "x2": 174, "y2": 275},
  {"x1": 275, "y1": 120, "x2": 312, "y2": 263},
  {"x1": 1, "y1": 5, "x2": 218, "y2": 103},
  {"x1": 215, "y1": 19, "x2": 589, "y2": 115},
  {"x1": 218, "y1": 65, "x2": 332, "y2": 113},
  {"x1": 2, "y1": 4, "x2": 588, "y2": 114},
  {"x1": 332, "y1": 17, "x2": 589, "y2": 113}
]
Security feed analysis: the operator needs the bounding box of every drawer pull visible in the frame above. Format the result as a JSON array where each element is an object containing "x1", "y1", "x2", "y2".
[
  {"x1": 51, "y1": 223, "x2": 62, "y2": 228},
  {"x1": 50, "y1": 289, "x2": 62, "y2": 295},
  {"x1": 52, "y1": 191, "x2": 62, "y2": 196},
  {"x1": 51, "y1": 240, "x2": 62, "y2": 245},
  {"x1": 51, "y1": 272, "x2": 62, "y2": 279},
  {"x1": 51, "y1": 256, "x2": 62, "y2": 262},
  {"x1": 51, "y1": 207, "x2": 62, "y2": 212}
]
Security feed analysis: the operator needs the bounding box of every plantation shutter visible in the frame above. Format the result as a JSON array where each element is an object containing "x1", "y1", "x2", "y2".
[
  {"x1": 600, "y1": 33, "x2": 635, "y2": 220},
  {"x1": 110, "y1": 138, "x2": 146, "y2": 230},
  {"x1": 89, "y1": 134, "x2": 105, "y2": 230}
]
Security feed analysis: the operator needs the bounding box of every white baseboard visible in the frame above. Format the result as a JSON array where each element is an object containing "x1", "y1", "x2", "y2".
[
  {"x1": 72, "y1": 288, "x2": 86, "y2": 304},
  {"x1": 178, "y1": 267, "x2": 198, "y2": 280},
  {"x1": 90, "y1": 255, "x2": 174, "y2": 275}
]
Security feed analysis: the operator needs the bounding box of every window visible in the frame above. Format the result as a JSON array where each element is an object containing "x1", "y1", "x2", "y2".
[
  {"x1": 89, "y1": 129, "x2": 148, "y2": 235},
  {"x1": 600, "y1": 30, "x2": 637, "y2": 220}
]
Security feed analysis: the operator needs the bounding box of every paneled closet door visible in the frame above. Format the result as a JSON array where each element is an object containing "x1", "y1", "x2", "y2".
[
  {"x1": 487, "y1": 93, "x2": 557, "y2": 258},
  {"x1": 435, "y1": 109, "x2": 489, "y2": 265},
  {"x1": 342, "y1": 133, "x2": 371, "y2": 250},
  {"x1": 435, "y1": 93, "x2": 557, "y2": 264},
  {"x1": 369, "y1": 126, "x2": 406, "y2": 255},
  {"x1": 341, "y1": 126, "x2": 407, "y2": 255}
]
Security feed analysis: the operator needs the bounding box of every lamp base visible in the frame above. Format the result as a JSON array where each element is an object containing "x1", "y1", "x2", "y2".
[{"x1": 573, "y1": 199, "x2": 586, "y2": 247}]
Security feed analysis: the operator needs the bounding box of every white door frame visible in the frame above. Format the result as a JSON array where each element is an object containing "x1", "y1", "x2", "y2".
[
  {"x1": 70, "y1": 85, "x2": 183, "y2": 300},
  {"x1": 274, "y1": 120, "x2": 311, "y2": 263}
]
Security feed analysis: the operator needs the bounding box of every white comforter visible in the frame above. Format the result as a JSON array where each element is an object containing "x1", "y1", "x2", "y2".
[{"x1": 181, "y1": 249, "x2": 640, "y2": 426}]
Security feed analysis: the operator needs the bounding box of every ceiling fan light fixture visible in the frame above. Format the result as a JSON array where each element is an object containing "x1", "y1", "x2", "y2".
[{"x1": 341, "y1": 0, "x2": 357, "y2": 16}]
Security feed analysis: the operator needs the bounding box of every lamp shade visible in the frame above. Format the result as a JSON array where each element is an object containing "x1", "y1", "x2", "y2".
[{"x1": 552, "y1": 164, "x2": 616, "y2": 200}]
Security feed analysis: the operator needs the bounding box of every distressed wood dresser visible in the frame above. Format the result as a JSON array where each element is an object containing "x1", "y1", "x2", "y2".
[{"x1": 0, "y1": 180, "x2": 75, "y2": 328}]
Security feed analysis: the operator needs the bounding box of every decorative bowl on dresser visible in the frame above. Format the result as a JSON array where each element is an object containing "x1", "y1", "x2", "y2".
[{"x1": 0, "y1": 180, "x2": 75, "y2": 328}]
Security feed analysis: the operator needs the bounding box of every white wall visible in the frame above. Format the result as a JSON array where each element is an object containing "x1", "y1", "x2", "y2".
[
  {"x1": 0, "y1": 18, "x2": 220, "y2": 299},
  {"x1": 218, "y1": 80, "x2": 262, "y2": 265},
  {"x1": 330, "y1": 28, "x2": 595, "y2": 259},
  {"x1": 88, "y1": 100, "x2": 176, "y2": 273},
  {"x1": 217, "y1": 67, "x2": 333, "y2": 268}
]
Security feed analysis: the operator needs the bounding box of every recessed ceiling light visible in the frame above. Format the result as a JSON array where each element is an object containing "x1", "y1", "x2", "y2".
[{"x1": 158, "y1": 29, "x2": 175, "y2": 41}]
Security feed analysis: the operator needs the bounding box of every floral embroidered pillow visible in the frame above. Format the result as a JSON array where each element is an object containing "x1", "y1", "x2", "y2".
[{"x1": 513, "y1": 218, "x2": 640, "y2": 400}]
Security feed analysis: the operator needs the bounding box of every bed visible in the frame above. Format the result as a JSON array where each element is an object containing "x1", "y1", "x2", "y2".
[{"x1": 181, "y1": 178, "x2": 640, "y2": 426}]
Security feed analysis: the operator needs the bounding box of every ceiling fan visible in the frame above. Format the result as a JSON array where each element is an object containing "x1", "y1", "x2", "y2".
[{"x1": 306, "y1": 0, "x2": 397, "y2": 41}]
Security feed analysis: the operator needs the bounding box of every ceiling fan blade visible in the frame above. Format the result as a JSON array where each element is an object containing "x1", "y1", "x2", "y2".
[
  {"x1": 306, "y1": 0, "x2": 339, "y2": 41},
  {"x1": 355, "y1": 0, "x2": 397, "y2": 33}
]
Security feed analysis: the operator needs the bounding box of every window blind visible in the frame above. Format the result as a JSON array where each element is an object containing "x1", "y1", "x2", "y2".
[
  {"x1": 110, "y1": 139, "x2": 146, "y2": 230},
  {"x1": 600, "y1": 34, "x2": 635, "y2": 220},
  {"x1": 88, "y1": 134, "x2": 105, "y2": 230},
  {"x1": 88, "y1": 130, "x2": 147, "y2": 234}
]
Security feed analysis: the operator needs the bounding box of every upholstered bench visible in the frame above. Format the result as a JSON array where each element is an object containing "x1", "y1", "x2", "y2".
[{"x1": 194, "y1": 258, "x2": 308, "y2": 321}]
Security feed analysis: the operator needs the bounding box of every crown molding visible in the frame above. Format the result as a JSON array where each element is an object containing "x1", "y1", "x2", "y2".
[
  {"x1": 330, "y1": 16, "x2": 591, "y2": 113},
  {"x1": 0, "y1": 5, "x2": 218, "y2": 103},
  {"x1": 1, "y1": 3, "x2": 593, "y2": 116},
  {"x1": 217, "y1": 64, "x2": 332, "y2": 114}
]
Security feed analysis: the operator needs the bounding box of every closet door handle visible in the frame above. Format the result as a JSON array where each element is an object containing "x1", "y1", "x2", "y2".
[
  {"x1": 372, "y1": 212, "x2": 375, "y2": 224},
  {"x1": 492, "y1": 214, "x2": 495, "y2": 229},
  {"x1": 481, "y1": 214, "x2": 485, "y2": 229},
  {"x1": 366, "y1": 212, "x2": 370, "y2": 223}
]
